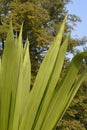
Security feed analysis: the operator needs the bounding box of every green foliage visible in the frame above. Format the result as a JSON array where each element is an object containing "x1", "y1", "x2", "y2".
[
  {"x1": 0, "y1": 0, "x2": 81, "y2": 45},
  {"x1": 0, "y1": 18, "x2": 87, "y2": 130},
  {"x1": 0, "y1": 0, "x2": 82, "y2": 81},
  {"x1": 57, "y1": 80, "x2": 87, "y2": 130}
]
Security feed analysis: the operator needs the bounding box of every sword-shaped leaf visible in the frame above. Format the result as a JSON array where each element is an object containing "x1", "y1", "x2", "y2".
[
  {"x1": 19, "y1": 17, "x2": 67, "y2": 130},
  {"x1": 0, "y1": 17, "x2": 87, "y2": 130},
  {"x1": 40, "y1": 52, "x2": 87, "y2": 130},
  {"x1": 33, "y1": 34, "x2": 70, "y2": 130}
]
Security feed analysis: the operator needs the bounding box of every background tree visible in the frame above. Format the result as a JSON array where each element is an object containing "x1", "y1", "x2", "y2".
[{"x1": 0, "y1": 0, "x2": 81, "y2": 80}]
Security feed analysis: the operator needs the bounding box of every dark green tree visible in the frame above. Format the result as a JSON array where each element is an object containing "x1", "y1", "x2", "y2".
[{"x1": 0, "y1": 0, "x2": 81, "y2": 80}]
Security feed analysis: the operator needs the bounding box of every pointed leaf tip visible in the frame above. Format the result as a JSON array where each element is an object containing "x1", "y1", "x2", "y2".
[{"x1": 64, "y1": 16, "x2": 67, "y2": 22}]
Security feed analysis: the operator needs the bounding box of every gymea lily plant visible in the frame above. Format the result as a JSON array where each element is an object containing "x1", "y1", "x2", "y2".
[{"x1": 0, "y1": 17, "x2": 87, "y2": 130}]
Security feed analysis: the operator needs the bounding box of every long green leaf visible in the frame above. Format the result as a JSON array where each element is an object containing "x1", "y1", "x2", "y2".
[
  {"x1": 12, "y1": 26, "x2": 31, "y2": 130},
  {"x1": 0, "y1": 23, "x2": 24, "y2": 130},
  {"x1": 0, "y1": 22, "x2": 16, "y2": 130},
  {"x1": 19, "y1": 16, "x2": 67, "y2": 130},
  {"x1": 20, "y1": 39, "x2": 31, "y2": 118},
  {"x1": 12, "y1": 25, "x2": 23, "y2": 130},
  {"x1": 1, "y1": 17, "x2": 87, "y2": 130},
  {"x1": 40, "y1": 52, "x2": 87, "y2": 130},
  {"x1": 53, "y1": 69, "x2": 87, "y2": 130},
  {"x1": 8, "y1": 27, "x2": 24, "y2": 130},
  {"x1": 33, "y1": 34, "x2": 70, "y2": 130}
]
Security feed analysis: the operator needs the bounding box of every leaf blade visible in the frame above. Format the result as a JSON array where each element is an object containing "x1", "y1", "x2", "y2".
[
  {"x1": 33, "y1": 34, "x2": 70, "y2": 130},
  {"x1": 41, "y1": 52, "x2": 87, "y2": 130},
  {"x1": 19, "y1": 17, "x2": 67, "y2": 130}
]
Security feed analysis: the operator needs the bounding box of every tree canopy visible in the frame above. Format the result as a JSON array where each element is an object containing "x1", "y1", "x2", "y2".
[
  {"x1": 0, "y1": 0, "x2": 81, "y2": 76},
  {"x1": 0, "y1": 0, "x2": 81, "y2": 45}
]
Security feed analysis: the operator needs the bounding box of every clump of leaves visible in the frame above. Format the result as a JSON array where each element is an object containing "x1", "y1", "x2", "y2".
[{"x1": 0, "y1": 17, "x2": 87, "y2": 130}]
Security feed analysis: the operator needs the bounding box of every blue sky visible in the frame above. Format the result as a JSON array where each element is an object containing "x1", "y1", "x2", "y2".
[{"x1": 67, "y1": 0, "x2": 87, "y2": 38}]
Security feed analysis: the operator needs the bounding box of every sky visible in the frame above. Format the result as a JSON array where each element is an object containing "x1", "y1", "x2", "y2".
[{"x1": 67, "y1": 0, "x2": 87, "y2": 38}]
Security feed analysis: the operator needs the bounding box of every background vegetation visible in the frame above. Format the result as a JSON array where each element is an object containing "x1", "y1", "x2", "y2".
[{"x1": 0, "y1": 0, "x2": 87, "y2": 129}]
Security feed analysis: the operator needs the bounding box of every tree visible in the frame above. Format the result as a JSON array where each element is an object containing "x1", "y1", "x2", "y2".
[{"x1": 0, "y1": 0, "x2": 81, "y2": 79}]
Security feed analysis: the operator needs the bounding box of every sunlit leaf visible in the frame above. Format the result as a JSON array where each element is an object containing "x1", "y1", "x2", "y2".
[{"x1": 0, "y1": 17, "x2": 87, "y2": 130}]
